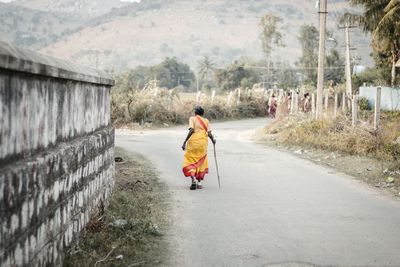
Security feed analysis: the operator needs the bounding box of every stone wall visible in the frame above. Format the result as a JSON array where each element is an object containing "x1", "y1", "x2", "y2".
[{"x1": 0, "y1": 41, "x2": 115, "y2": 266}]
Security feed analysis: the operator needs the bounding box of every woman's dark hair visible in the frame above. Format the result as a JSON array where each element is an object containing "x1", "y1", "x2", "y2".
[{"x1": 194, "y1": 106, "x2": 204, "y2": 116}]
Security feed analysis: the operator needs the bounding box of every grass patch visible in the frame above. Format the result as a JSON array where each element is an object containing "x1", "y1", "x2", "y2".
[
  {"x1": 264, "y1": 112, "x2": 400, "y2": 163},
  {"x1": 63, "y1": 148, "x2": 170, "y2": 267}
]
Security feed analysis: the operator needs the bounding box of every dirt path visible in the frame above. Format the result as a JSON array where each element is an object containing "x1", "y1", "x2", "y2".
[{"x1": 116, "y1": 118, "x2": 400, "y2": 267}]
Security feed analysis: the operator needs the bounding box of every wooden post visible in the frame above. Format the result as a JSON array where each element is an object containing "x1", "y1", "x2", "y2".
[
  {"x1": 167, "y1": 89, "x2": 173, "y2": 111},
  {"x1": 227, "y1": 91, "x2": 233, "y2": 107},
  {"x1": 334, "y1": 92, "x2": 338, "y2": 118},
  {"x1": 342, "y1": 93, "x2": 346, "y2": 113},
  {"x1": 374, "y1": 86, "x2": 381, "y2": 130},
  {"x1": 295, "y1": 92, "x2": 299, "y2": 112},
  {"x1": 347, "y1": 94, "x2": 352, "y2": 111},
  {"x1": 324, "y1": 91, "x2": 329, "y2": 111},
  {"x1": 278, "y1": 89, "x2": 284, "y2": 103},
  {"x1": 311, "y1": 93, "x2": 316, "y2": 118},
  {"x1": 196, "y1": 91, "x2": 201, "y2": 104},
  {"x1": 291, "y1": 90, "x2": 296, "y2": 113},
  {"x1": 211, "y1": 90, "x2": 216, "y2": 105},
  {"x1": 352, "y1": 95, "x2": 358, "y2": 126}
]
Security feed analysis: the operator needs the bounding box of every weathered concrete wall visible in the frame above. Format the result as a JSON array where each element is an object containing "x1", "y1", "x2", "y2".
[
  {"x1": 359, "y1": 86, "x2": 400, "y2": 111},
  {"x1": 0, "y1": 41, "x2": 115, "y2": 266}
]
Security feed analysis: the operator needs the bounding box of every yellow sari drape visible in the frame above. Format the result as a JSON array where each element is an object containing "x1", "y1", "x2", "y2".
[{"x1": 182, "y1": 116, "x2": 209, "y2": 180}]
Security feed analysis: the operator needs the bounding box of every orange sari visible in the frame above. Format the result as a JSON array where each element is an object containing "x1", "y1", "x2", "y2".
[{"x1": 182, "y1": 115, "x2": 210, "y2": 180}]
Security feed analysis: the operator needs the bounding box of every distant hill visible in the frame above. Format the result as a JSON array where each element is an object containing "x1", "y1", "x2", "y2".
[
  {"x1": 14, "y1": 0, "x2": 130, "y2": 18},
  {"x1": 0, "y1": 2, "x2": 82, "y2": 49},
  {"x1": 0, "y1": 0, "x2": 373, "y2": 71}
]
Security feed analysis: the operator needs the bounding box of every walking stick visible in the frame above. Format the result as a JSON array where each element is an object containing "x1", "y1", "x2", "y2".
[{"x1": 212, "y1": 142, "x2": 221, "y2": 189}]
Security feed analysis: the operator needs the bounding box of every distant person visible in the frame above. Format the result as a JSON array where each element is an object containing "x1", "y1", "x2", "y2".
[
  {"x1": 287, "y1": 92, "x2": 292, "y2": 112},
  {"x1": 303, "y1": 92, "x2": 311, "y2": 113},
  {"x1": 182, "y1": 106, "x2": 216, "y2": 190},
  {"x1": 268, "y1": 93, "x2": 277, "y2": 118}
]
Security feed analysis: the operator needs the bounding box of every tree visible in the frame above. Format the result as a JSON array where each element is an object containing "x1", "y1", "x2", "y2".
[
  {"x1": 297, "y1": 24, "x2": 319, "y2": 85},
  {"x1": 325, "y1": 49, "x2": 345, "y2": 83},
  {"x1": 126, "y1": 66, "x2": 151, "y2": 89},
  {"x1": 114, "y1": 58, "x2": 195, "y2": 91},
  {"x1": 197, "y1": 56, "x2": 215, "y2": 87},
  {"x1": 274, "y1": 61, "x2": 300, "y2": 89},
  {"x1": 198, "y1": 56, "x2": 214, "y2": 81},
  {"x1": 150, "y1": 57, "x2": 195, "y2": 89},
  {"x1": 259, "y1": 14, "x2": 285, "y2": 86},
  {"x1": 259, "y1": 14, "x2": 284, "y2": 61},
  {"x1": 349, "y1": 0, "x2": 400, "y2": 86},
  {"x1": 214, "y1": 61, "x2": 258, "y2": 91}
]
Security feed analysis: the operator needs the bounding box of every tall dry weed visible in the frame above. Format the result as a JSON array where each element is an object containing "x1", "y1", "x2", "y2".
[
  {"x1": 112, "y1": 86, "x2": 269, "y2": 126},
  {"x1": 267, "y1": 112, "x2": 400, "y2": 161}
]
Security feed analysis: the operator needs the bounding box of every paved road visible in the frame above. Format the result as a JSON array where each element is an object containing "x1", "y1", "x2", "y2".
[{"x1": 116, "y1": 118, "x2": 400, "y2": 267}]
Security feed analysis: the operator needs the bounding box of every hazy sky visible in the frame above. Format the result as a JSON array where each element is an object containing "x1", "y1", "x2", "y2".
[{"x1": 0, "y1": 0, "x2": 141, "y2": 2}]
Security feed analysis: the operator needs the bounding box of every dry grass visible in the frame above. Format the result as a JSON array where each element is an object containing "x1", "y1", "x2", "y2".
[
  {"x1": 112, "y1": 86, "x2": 269, "y2": 127},
  {"x1": 63, "y1": 148, "x2": 170, "y2": 267},
  {"x1": 264, "y1": 112, "x2": 400, "y2": 162}
]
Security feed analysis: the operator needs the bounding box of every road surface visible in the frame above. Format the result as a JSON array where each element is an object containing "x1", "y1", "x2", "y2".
[{"x1": 116, "y1": 118, "x2": 400, "y2": 267}]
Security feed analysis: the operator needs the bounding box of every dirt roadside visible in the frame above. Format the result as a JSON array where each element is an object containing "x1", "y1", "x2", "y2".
[
  {"x1": 254, "y1": 130, "x2": 400, "y2": 201},
  {"x1": 63, "y1": 147, "x2": 171, "y2": 267}
]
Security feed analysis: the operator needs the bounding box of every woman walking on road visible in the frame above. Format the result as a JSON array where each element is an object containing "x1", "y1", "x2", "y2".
[{"x1": 182, "y1": 106, "x2": 216, "y2": 190}]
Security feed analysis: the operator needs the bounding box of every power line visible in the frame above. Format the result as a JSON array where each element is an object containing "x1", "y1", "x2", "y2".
[{"x1": 244, "y1": 65, "x2": 345, "y2": 70}]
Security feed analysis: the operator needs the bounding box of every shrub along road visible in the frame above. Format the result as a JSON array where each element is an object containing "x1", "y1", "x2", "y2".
[{"x1": 116, "y1": 118, "x2": 400, "y2": 267}]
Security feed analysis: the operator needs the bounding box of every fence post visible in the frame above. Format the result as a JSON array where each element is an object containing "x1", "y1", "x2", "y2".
[
  {"x1": 211, "y1": 90, "x2": 216, "y2": 105},
  {"x1": 374, "y1": 86, "x2": 381, "y2": 130},
  {"x1": 324, "y1": 91, "x2": 329, "y2": 111},
  {"x1": 347, "y1": 94, "x2": 352, "y2": 111},
  {"x1": 196, "y1": 91, "x2": 201, "y2": 104},
  {"x1": 352, "y1": 95, "x2": 358, "y2": 126},
  {"x1": 278, "y1": 89, "x2": 284, "y2": 103},
  {"x1": 290, "y1": 90, "x2": 295, "y2": 113},
  {"x1": 342, "y1": 93, "x2": 346, "y2": 113},
  {"x1": 227, "y1": 91, "x2": 233, "y2": 107},
  {"x1": 167, "y1": 89, "x2": 173, "y2": 111},
  {"x1": 311, "y1": 92, "x2": 316, "y2": 118},
  {"x1": 334, "y1": 92, "x2": 338, "y2": 118}
]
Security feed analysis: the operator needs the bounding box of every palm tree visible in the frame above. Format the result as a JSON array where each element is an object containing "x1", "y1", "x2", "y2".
[
  {"x1": 198, "y1": 56, "x2": 215, "y2": 87},
  {"x1": 349, "y1": 0, "x2": 400, "y2": 86},
  {"x1": 374, "y1": 0, "x2": 400, "y2": 87}
]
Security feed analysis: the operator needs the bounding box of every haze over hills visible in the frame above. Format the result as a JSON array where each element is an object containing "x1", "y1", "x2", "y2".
[
  {"x1": 14, "y1": 0, "x2": 131, "y2": 18},
  {"x1": 0, "y1": 0, "x2": 373, "y2": 71}
]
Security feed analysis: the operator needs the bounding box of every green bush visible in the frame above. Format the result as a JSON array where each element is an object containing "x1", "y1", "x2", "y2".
[{"x1": 358, "y1": 97, "x2": 370, "y2": 111}]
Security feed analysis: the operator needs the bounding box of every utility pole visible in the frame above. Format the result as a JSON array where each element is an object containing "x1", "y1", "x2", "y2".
[
  {"x1": 339, "y1": 23, "x2": 357, "y2": 96},
  {"x1": 316, "y1": 0, "x2": 327, "y2": 119}
]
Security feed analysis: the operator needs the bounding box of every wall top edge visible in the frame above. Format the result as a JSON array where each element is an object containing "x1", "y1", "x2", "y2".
[{"x1": 0, "y1": 40, "x2": 114, "y2": 86}]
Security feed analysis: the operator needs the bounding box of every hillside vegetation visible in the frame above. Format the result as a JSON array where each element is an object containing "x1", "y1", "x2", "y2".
[{"x1": 0, "y1": 0, "x2": 372, "y2": 71}]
